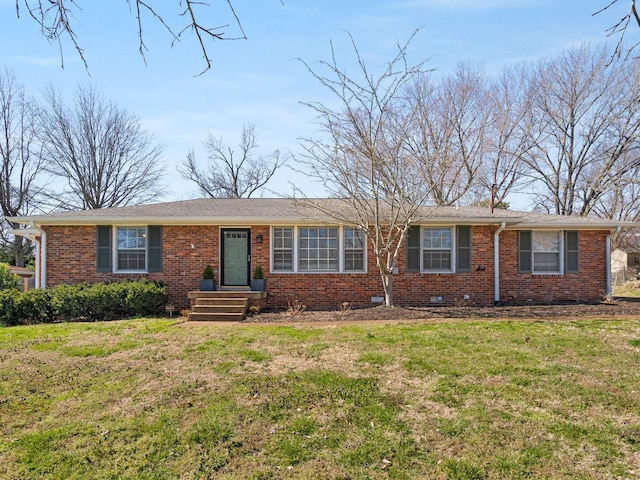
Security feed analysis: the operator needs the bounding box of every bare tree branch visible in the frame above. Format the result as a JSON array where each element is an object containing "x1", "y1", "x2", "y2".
[
  {"x1": 594, "y1": 0, "x2": 640, "y2": 63},
  {"x1": 179, "y1": 123, "x2": 287, "y2": 198},
  {"x1": 39, "y1": 84, "x2": 166, "y2": 210},
  {"x1": 14, "y1": 1, "x2": 247, "y2": 73}
]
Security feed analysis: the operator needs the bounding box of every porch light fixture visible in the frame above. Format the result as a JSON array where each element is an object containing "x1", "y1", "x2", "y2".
[{"x1": 256, "y1": 234, "x2": 263, "y2": 243}]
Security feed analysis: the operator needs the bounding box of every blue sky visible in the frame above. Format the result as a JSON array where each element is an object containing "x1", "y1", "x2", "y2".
[{"x1": 0, "y1": 0, "x2": 633, "y2": 207}]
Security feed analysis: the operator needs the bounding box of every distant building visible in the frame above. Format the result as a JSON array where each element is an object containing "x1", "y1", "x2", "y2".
[
  {"x1": 8, "y1": 266, "x2": 35, "y2": 291},
  {"x1": 611, "y1": 246, "x2": 640, "y2": 285}
]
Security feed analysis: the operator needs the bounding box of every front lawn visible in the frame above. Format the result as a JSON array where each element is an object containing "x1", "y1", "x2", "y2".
[{"x1": 1, "y1": 317, "x2": 639, "y2": 479}]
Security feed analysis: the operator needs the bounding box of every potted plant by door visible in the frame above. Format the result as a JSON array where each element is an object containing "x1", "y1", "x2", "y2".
[
  {"x1": 200, "y1": 265, "x2": 216, "y2": 291},
  {"x1": 251, "y1": 265, "x2": 265, "y2": 292}
]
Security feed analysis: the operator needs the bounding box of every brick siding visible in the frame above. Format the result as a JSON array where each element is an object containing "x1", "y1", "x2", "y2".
[
  {"x1": 42, "y1": 225, "x2": 610, "y2": 310},
  {"x1": 498, "y1": 229, "x2": 608, "y2": 304}
]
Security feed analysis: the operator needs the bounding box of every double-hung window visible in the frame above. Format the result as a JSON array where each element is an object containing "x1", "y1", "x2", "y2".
[
  {"x1": 423, "y1": 227, "x2": 453, "y2": 271},
  {"x1": 116, "y1": 227, "x2": 147, "y2": 271},
  {"x1": 533, "y1": 231, "x2": 561, "y2": 272},
  {"x1": 344, "y1": 227, "x2": 365, "y2": 271},
  {"x1": 272, "y1": 227, "x2": 294, "y2": 272}
]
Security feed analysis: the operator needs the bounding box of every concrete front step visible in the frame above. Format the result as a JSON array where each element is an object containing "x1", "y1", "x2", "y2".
[
  {"x1": 188, "y1": 295, "x2": 249, "y2": 322},
  {"x1": 188, "y1": 312, "x2": 246, "y2": 322},
  {"x1": 192, "y1": 304, "x2": 248, "y2": 314},
  {"x1": 196, "y1": 297, "x2": 249, "y2": 306}
]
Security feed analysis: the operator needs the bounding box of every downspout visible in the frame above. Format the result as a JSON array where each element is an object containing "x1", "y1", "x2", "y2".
[
  {"x1": 32, "y1": 234, "x2": 41, "y2": 288},
  {"x1": 39, "y1": 227, "x2": 47, "y2": 289},
  {"x1": 606, "y1": 226, "x2": 621, "y2": 295},
  {"x1": 494, "y1": 222, "x2": 507, "y2": 305}
]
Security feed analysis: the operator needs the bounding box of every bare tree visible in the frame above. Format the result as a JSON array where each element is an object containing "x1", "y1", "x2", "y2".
[
  {"x1": 407, "y1": 63, "x2": 489, "y2": 206},
  {"x1": 522, "y1": 45, "x2": 640, "y2": 216},
  {"x1": 13, "y1": 0, "x2": 247, "y2": 73},
  {"x1": 180, "y1": 123, "x2": 287, "y2": 198},
  {"x1": 470, "y1": 64, "x2": 535, "y2": 207},
  {"x1": 0, "y1": 69, "x2": 45, "y2": 266},
  {"x1": 298, "y1": 32, "x2": 438, "y2": 307},
  {"x1": 40, "y1": 84, "x2": 165, "y2": 210}
]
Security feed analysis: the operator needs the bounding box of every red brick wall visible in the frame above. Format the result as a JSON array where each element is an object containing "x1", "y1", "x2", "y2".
[
  {"x1": 42, "y1": 225, "x2": 610, "y2": 310},
  {"x1": 498, "y1": 230, "x2": 608, "y2": 304}
]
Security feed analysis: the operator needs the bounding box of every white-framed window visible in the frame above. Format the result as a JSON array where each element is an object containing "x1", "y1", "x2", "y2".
[
  {"x1": 423, "y1": 227, "x2": 454, "y2": 272},
  {"x1": 532, "y1": 231, "x2": 561, "y2": 273},
  {"x1": 272, "y1": 227, "x2": 294, "y2": 272},
  {"x1": 271, "y1": 226, "x2": 366, "y2": 273},
  {"x1": 344, "y1": 227, "x2": 365, "y2": 272},
  {"x1": 116, "y1": 226, "x2": 147, "y2": 272}
]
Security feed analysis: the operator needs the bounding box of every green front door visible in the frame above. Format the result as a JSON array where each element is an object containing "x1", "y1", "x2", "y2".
[{"x1": 222, "y1": 229, "x2": 250, "y2": 287}]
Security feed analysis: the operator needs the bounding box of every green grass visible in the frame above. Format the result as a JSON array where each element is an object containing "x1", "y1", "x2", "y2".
[
  {"x1": 0, "y1": 317, "x2": 639, "y2": 479},
  {"x1": 613, "y1": 283, "x2": 640, "y2": 297}
]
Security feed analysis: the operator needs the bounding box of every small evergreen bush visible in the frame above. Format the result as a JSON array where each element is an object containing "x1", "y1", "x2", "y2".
[
  {"x1": 202, "y1": 265, "x2": 215, "y2": 280},
  {"x1": 253, "y1": 265, "x2": 264, "y2": 279}
]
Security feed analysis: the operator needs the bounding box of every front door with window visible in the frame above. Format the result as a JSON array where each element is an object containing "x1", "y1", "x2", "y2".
[{"x1": 221, "y1": 229, "x2": 250, "y2": 287}]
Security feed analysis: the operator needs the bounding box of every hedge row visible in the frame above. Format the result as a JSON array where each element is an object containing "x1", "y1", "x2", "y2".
[{"x1": 0, "y1": 280, "x2": 168, "y2": 326}]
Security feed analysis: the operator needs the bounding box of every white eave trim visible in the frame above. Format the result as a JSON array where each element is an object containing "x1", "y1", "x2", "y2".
[
  {"x1": 9, "y1": 216, "x2": 527, "y2": 227},
  {"x1": 507, "y1": 222, "x2": 637, "y2": 230}
]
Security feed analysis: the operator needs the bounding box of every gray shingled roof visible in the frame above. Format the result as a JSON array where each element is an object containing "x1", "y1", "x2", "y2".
[{"x1": 10, "y1": 197, "x2": 635, "y2": 229}]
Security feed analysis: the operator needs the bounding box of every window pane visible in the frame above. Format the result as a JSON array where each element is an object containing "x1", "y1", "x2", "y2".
[
  {"x1": 423, "y1": 251, "x2": 452, "y2": 270},
  {"x1": 533, "y1": 252, "x2": 560, "y2": 272},
  {"x1": 273, "y1": 250, "x2": 293, "y2": 271},
  {"x1": 345, "y1": 251, "x2": 364, "y2": 271},
  {"x1": 533, "y1": 231, "x2": 560, "y2": 253},
  {"x1": 117, "y1": 251, "x2": 146, "y2": 271}
]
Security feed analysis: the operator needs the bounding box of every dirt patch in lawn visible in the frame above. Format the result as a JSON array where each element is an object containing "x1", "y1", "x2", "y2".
[{"x1": 245, "y1": 298, "x2": 640, "y2": 324}]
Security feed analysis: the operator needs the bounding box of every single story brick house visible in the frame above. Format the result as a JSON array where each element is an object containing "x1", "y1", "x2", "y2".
[{"x1": 10, "y1": 198, "x2": 634, "y2": 310}]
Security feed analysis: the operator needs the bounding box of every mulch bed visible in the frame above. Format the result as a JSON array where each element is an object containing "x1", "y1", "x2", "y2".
[{"x1": 246, "y1": 298, "x2": 640, "y2": 323}]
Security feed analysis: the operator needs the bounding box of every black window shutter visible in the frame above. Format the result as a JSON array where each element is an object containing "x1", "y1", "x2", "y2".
[
  {"x1": 147, "y1": 225, "x2": 163, "y2": 273},
  {"x1": 406, "y1": 226, "x2": 420, "y2": 272},
  {"x1": 96, "y1": 226, "x2": 112, "y2": 272},
  {"x1": 518, "y1": 230, "x2": 532, "y2": 273},
  {"x1": 456, "y1": 226, "x2": 472, "y2": 272},
  {"x1": 565, "y1": 231, "x2": 579, "y2": 273}
]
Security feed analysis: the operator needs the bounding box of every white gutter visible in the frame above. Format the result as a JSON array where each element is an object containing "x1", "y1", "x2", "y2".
[
  {"x1": 606, "y1": 226, "x2": 621, "y2": 295},
  {"x1": 494, "y1": 222, "x2": 507, "y2": 305}
]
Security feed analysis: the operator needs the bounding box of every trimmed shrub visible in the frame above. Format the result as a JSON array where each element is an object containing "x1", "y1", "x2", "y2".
[
  {"x1": 1, "y1": 279, "x2": 168, "y2": 326},
  {"x1": 17, "y1": 288, "x2": 56, "y2": 325},
  {"x1": 0, "y1": 290, "x2": 19, "y2": 325}
]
